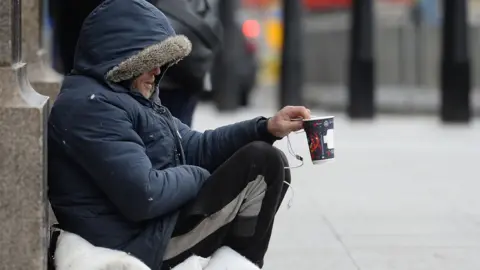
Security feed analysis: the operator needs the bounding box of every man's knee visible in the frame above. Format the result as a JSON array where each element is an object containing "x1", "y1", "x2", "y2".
[
  {"x1": 238, "y1": 142, "x2": 287, "y2": 187},
  {"x1": 275, "y1": 148, "x2": 289, "y2": 167},
  {"x1": 275, "y1": 148, "x2": 291, "y2": 185},
  {"x1": 241, "y1": 141, "x2": 284, "y2": 166}
]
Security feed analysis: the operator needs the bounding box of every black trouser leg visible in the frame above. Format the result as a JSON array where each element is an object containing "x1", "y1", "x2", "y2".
[
  {"x1": 162, "y1": 141, "x2": 290, "y2": 269},
  {"x1": 226, "y1": 148, "x2": 291, "y2": 268}
]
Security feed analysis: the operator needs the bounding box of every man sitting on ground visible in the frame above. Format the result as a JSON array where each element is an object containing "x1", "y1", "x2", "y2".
[{"x1": 47, "y1": 0, "x2": 310, "y2": 269}]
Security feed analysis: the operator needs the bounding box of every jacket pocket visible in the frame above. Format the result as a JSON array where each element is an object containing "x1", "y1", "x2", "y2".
[{"x1": 140, "y1": 129, "x2": 176, "y2": 168}]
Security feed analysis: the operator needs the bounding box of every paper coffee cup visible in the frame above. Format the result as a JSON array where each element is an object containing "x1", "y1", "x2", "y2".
[{"x1": 303, "y1": 116, "x2": 335, "y2": 164}]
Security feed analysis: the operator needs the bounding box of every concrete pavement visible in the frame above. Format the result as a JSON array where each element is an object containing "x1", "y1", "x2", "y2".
[{"x1": 192, "y1": 103, "x2": 480, "y2": 270}]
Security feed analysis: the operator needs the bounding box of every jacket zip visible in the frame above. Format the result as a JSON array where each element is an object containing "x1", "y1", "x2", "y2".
[
  {"x1": 151, "y1": 102, "x2": 186, "y2": 165},
  {"x1": 163, "y1": 108, "x2": 187, "y2": 165},
  {"x1": 151, "y1": 102, "x2": 186, "y2": 270}
]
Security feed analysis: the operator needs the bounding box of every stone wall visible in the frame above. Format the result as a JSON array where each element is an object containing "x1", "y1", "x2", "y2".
[
  {"x1": 0, "y1": 1, "x2": 53, "y2": 270},
  {"x1": 23, "y1": 0, "x2": 62, "y2": 106}
]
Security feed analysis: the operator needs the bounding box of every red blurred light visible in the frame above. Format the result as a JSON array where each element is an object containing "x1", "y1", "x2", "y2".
[{"x1": 242, "y1": 19, "x2": 261, "y2": 39}]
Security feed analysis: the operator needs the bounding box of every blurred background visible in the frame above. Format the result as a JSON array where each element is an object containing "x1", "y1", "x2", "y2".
[{"x1": 42, "y1": 0, "x2": 480, "y2": 117}]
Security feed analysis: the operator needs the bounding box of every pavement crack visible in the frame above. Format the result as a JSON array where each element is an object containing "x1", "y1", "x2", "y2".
[{"x1": 319, "y1": 212, "x2": 362, "y2": 270}]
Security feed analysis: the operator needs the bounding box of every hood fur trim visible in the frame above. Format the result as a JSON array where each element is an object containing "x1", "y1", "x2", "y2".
[{"x1": 105, "y1": 35, "x2": 192, "y2": 83}]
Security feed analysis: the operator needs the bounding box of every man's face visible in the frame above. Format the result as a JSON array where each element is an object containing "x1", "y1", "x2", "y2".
[{"x1": 132, "y1": 67, "x2": 161, "y2": 98}]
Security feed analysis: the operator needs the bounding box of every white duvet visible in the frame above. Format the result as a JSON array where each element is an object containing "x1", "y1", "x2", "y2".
[{"x1": 54, "y1": 231, "x2": 261, "y2": 270}]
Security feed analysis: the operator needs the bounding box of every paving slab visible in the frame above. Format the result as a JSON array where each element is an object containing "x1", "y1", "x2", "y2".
[{"x1": 349, "y1": 248, "x2": 480, "y2": 270}]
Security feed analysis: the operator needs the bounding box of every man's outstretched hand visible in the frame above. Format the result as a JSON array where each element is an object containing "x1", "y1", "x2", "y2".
[{"x1": 267, "y1": 106, "x2": 311, "y2": 138}]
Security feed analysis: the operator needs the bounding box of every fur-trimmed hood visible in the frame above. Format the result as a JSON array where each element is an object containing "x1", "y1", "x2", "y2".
[{"x1": 72, "y1": 0, "x2": 191, "y2": 85}]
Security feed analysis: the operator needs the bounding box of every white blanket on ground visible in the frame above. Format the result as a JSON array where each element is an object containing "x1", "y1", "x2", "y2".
[{"x1": 55, "y1": 231, "x2": 260, "y2": 270}]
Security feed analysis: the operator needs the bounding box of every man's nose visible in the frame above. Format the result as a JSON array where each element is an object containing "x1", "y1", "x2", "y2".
[{"x1": 151, "y1": 67, "x2": 161, "y2": 75}]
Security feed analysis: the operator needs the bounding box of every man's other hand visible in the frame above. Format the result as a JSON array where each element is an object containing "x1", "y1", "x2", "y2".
[{"x1": 267, "y1": 106, "x2": 311, "y2": 138}]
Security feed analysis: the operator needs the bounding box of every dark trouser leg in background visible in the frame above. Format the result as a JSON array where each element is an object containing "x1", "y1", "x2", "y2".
[
  {"x1": 162, "y1": 142, "x2": 291, "y2": 269},
  {"x1": 159, "y1": 89, "x2": 199, "y2": 127}
]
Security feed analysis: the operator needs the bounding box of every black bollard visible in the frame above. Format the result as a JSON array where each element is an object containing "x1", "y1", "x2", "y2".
[
  {"x1": 279, "y1": 0, "x2": 304, "y2": 109},
  {"x1": 214, "y1": 0, "x2": 240, "y2": 111},
  {"x1": 347, "y1": 0, "x2": 375, "y2": 119},
  {"x1": 440, "y1": 0, "x2": 471, "y2": 123}
]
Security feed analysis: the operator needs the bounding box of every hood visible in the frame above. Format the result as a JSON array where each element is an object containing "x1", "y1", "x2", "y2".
[{"x1": 73, "y1": 0, "x2": 192, "y2": 84}]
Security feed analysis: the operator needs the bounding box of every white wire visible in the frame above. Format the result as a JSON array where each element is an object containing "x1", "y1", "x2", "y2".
[
  {"x1": 284, "y1": 134, "x2": 304, "y2": 170},
  {"x1": 282, "y1": 116, "x2": 319, "y2": 209},
  {"x1": 282, "y1": 134, "x2": 305, "y2": 209},
  {"x1": 283, "y1": 180, "x2": 294, "y2": 209}
]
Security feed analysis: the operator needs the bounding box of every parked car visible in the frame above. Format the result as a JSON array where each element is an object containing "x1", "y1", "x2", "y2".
[
  {"x1": 209, "y1": 25, "x2": 258, "y2": 106},
  {"x1": 201, "y1": 11, "x2": 259, "y2": 107},
  {"x1": 236, "y1": 33, "x2": 259, "y2": 106}
]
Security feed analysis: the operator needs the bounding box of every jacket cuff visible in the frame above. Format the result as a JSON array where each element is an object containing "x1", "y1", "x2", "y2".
[{"x1": 256, "y1": 117, "x2": 282, "y2": 144}]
